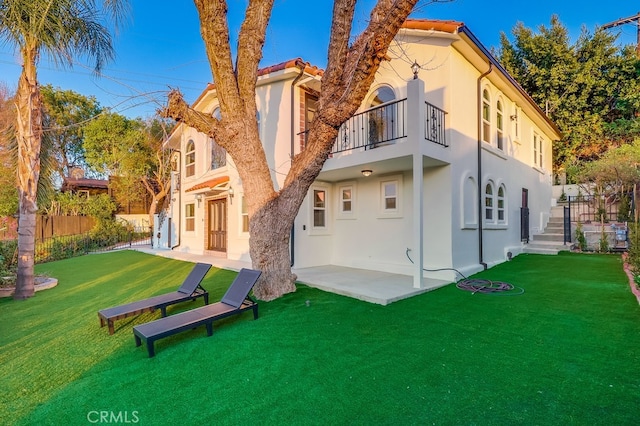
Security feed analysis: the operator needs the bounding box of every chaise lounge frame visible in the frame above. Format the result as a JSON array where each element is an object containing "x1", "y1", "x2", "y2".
[
  {"x1": 98, "y1": 263, "x2": 211, "y2": 335},
  {"x1": 132, "y1": 268, "x2": 261, "y2": 357}
]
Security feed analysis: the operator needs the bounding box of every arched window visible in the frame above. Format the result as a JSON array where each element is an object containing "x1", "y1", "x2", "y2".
[
  {"x1": 210, "y1": 108, "x2": 226, "y2": 170},
  {"x1": 185, "y1": 140, "x2": 195, "y2": 177},
  {"x1": 496, "y1": 99, "x2": 504, "y2": 150},
  {"x1": 497, "y1": 184, "x2": 506, "y2": 223},
  {"x1": 484, "y1": 182, "x2": 494, "y2": 223},
  {"x1": 482, "y1": 89, "x2": 491, "y2": 143},
  {"x1": 367, "y1": 86, "x2": 397, "y2": 145}
]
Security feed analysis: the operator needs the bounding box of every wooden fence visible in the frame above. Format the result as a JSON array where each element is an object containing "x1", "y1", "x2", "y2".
[
  {"x1": 1, "y1": 216, "x2": 96, "y2": 240},
  {"x1": 36, "y1": 216, "x2": 95, "y2": 240}
]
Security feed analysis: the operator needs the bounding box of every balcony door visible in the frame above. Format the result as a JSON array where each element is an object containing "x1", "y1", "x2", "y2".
[{"x1": 208, "y1": 199, "x2": 227, "y2": 252}]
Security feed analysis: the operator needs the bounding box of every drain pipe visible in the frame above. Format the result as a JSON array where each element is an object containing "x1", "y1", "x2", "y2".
[
  {"x1": 290, "y1": 60, "x2": 306, "y2": 267},
  {"x1": 477, "y1": 63, "x2": 493, "y2": 270}
]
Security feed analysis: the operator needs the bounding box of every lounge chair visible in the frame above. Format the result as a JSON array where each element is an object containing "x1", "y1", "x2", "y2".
[
  {"x1": 133, "y1": 268, "x2": 261, "y2": 357},
  {"x1": 98, "y1": 263, "x2": 212, "y2": 335}
]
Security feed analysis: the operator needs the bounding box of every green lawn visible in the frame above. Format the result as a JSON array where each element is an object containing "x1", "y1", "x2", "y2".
[{"x1": 1, "y1": 251, "x2": 638, "y2": 425}]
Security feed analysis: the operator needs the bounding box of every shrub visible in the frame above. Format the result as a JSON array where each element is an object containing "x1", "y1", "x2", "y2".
[
  {"x1": 575, "y1": 221, "x2": 588, "y2": 251},
  {"x1": 0, "y1": 239, "x2": 17, "y2": 276}
]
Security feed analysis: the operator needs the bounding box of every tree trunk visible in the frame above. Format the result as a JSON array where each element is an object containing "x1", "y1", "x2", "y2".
[
  {"x1": 14, "y1": 47, "x2": 42, "y2": 300},
  {"x1": 165, "y1": 0, "x2": 418, "y2": 301}
]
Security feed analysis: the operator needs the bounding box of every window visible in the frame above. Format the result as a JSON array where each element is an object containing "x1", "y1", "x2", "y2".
[
  {"x1": 484, "y1": 183, "x2": 494, "y2": 222},
  {"x1": 482, "y1": 89, "x2": 491, "y2": 143},
  {"x1": 185, "y1": 203, "x2": 195, "y2": 231},
  {"x1": 211, "y1": 108, "x2": 226, "y2": 170},
  {"x1": 383, "y1": 181, "x2": 398, "y2": 211},
  {"x1": 367, "y1": 86, "x2": 396, "y2": 145},
  {"x1": 240, "y1": 196, "x2": 249, "y2": 233},
  {"x1": 340, "y1": 186, "x2": 353, "y2": 213},
  {"x1": 497, "y1": 185, "x2": 506, "y2": 223},
  {"x1": 302, "y1": 93, "x2": 318, "y2": 152},
  {"x1": 378, "y1": 176, "x2": 403, "y2": 218},
  {"x1": 313, "y1": 189, "x2": 326, "y2": 228},
  {"x1": 513, "y1": 107, "x2": 520, "y2": 141},
  {"x1": 185, "y1": 140, "x2": 195, "y2": 177},
  {"x1": 496, "y1": 99, "x2": 504, "y2": 150},
  {"x1": 533, "y1": 133, "x2": 543, "y2": 168}
]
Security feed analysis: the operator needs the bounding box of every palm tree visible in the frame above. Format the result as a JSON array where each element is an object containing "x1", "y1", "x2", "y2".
[{"x1": 0, "y1": 0, "x2": 129, "y2": 299}]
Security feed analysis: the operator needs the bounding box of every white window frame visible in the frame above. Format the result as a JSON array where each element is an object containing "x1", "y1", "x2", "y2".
[
  {"x1": 497, "y1": 184, "x2": 507, "y2": 224},
  {"x1": 308, "y1": 183, "x2": 331, "y2": 235},
  {"x1": 484, "y1": 181, "x2": 495, "y2": 224},
  {"x1": 512, "y1": 106, "x2": 520, "y2": 142},
  {"x1": 337, "y1": 182, "x2": 357, "y2": 219},
  {"x1": 185, "y1": 203, "x2": 195, "y2": 232},
  {"x1": 482, "y1": 88, "x2": 491, "y2": 144},
  {"x1": 379, "y1": 175, "x2": 403, "y2": 218},
  {"x1": 533, "y1": 132, "x2": 543, "y2": 169},
  {"x1": 240, "y1": 195, "x2": 249, "y2": 235},
  {"x1": 496, "y1": 98, "x2": 504, "y2": 151},
  {"x1": 185, "y1": 139, "x2": 196, "y2": 177}
]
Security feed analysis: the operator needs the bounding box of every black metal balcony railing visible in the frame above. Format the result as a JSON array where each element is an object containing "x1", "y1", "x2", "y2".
[
  {"x1": 425, "y1": 102, "x2": 448, "y2": 147},
  {"x1": 332, "y1": 99, "x2": 407, "y2": 154},
  {"x1": 296, "y1": 99, "x2": 448, "y2": 155}
]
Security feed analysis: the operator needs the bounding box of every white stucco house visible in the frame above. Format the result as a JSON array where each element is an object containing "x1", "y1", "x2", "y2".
[{"x1": 155, "y1": 19, "x2": 561, "y2": 288}]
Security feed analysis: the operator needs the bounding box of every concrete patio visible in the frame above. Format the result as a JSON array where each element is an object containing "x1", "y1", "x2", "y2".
[{"x1": 132, "y1": 247, "x2": 451, "y2": 305}]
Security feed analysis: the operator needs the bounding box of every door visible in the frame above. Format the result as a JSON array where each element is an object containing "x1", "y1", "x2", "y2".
[{"x1": 208, "y1": 199, "x2": 227, "y2": 252}]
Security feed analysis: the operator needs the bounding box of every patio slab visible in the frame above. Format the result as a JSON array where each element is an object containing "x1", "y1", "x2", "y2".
[{"x1": 131, "y1": 247, "x2": 451, "y2": 305}]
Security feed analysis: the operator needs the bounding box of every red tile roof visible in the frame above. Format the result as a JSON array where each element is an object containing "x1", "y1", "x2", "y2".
[{"x1": 185, "y1": 176, "x2": 229, "y2": 192}]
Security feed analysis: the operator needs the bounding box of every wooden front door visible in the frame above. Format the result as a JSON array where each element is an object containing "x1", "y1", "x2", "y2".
[{"x1": 208, "y1": 199, "x2": 227, "y2": 252}]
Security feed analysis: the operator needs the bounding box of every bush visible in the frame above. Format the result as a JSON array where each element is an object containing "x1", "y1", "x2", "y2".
[
  {"x1": 627, "y1": 222, "x2": 640, "y2": 275},
  {"x1": 575, "y1": 221, "x2": 588, "y2": 251},
  {"x1": 0, "y1": 239, "x2": 17, "y2": 276},
  {"x1": 89, "y1": 219, "x2": 132, "y2": 248}
]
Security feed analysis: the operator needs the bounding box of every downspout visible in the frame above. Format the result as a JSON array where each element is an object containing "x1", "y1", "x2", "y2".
[
  {"x1": 477, "y1": 63, "x2": 492, "y2": 270},
  {"x1": 290, "y1": 60, "x2": 306, "y2": 267}
]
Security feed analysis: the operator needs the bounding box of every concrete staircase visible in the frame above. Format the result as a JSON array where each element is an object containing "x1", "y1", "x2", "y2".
[{"x1": 523, "y1": 208, "x2": 570, "y2": 255}]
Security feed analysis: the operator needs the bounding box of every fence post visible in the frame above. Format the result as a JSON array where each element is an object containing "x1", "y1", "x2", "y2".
[{"x1": 563, "y1": 206, "x2": 571, "y2": 244}]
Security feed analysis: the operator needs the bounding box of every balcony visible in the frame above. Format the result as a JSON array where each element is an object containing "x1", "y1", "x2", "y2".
[{"x1": 329, "y1": 98, "x2": 447, "y2": 155}]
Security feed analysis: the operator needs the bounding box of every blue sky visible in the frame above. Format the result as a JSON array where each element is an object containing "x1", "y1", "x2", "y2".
[{"x1": 0, "y1": 0, "x2": 637, "y2": 118}]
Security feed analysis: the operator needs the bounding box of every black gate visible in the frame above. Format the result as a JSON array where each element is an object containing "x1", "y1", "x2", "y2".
[
  {"x1": 563, "y1": 206, "x2": 571, "y2": 244},
  {"x1": 520, "y1": 207, "x2": 529, "y2": 243}
]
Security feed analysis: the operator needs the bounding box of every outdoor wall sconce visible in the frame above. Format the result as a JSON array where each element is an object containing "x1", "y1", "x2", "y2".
[
  {"x1": 411, "y1": 60, "x2": 420, "y2": 79},
  {"x1": 361, "y1": 169, "x2": 373, "y2": 177},
  {"x1": 228, "y1": 186, "x2": 234, "y2": 204},
  {"x1": 195, "y1": 194, "x2": 202, "y2": 206}
]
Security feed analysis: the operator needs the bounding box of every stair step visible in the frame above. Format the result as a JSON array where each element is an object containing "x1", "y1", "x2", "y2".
[
  {"x1": 533, "y1": 233, "x2": 565, "y2": 242},
  {"x1": 523, "y1": 241, "x2": 570, "y2": 255}
]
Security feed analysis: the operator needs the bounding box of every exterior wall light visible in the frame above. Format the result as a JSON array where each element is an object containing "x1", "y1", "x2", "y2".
[
  {"x1": 228, "y1": 186, "x2": 234, "y2": 204},
  {"x1": 195, "y1": 194, "x2": 202, "y2": 206},
  {"x1": 411, "y1": 60, "x2": 420, "y2": 79}
]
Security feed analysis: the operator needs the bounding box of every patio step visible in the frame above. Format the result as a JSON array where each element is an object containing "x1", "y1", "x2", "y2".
[
  {"x1": 523, "y1": 240, "x2": 569, "y2": 255},
  {"x1": 523, "y1": 215, "x2": 570, "y2": 255}
]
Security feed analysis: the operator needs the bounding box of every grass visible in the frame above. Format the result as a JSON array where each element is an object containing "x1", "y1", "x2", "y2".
[{"x1": 1, "y1": 250, "x2": 639, "y2": 425}]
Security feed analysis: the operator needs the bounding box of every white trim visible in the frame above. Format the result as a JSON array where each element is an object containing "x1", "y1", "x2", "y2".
[
  {"x1": 308, "y1": 183, "x2": 331, "y2": 235},
  {"x1": 336, "y1": 181, "x2": 357, "y2": 220},
  {"x1": 378, "y1": 175, "x2": 403, "y2": 218}
]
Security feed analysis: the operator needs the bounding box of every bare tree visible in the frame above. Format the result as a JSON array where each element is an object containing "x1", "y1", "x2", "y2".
[{"x1": 163, "y1": 0, "x2": 418, "y2": 300}]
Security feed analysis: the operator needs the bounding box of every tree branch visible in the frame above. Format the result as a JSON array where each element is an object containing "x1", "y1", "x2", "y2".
[
  {"x1": 236, "y1": 0, "x2": 274, "y2": 110},
  {"x1": 161, "y1": 90, "x2": 219, "y2": 139}
]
